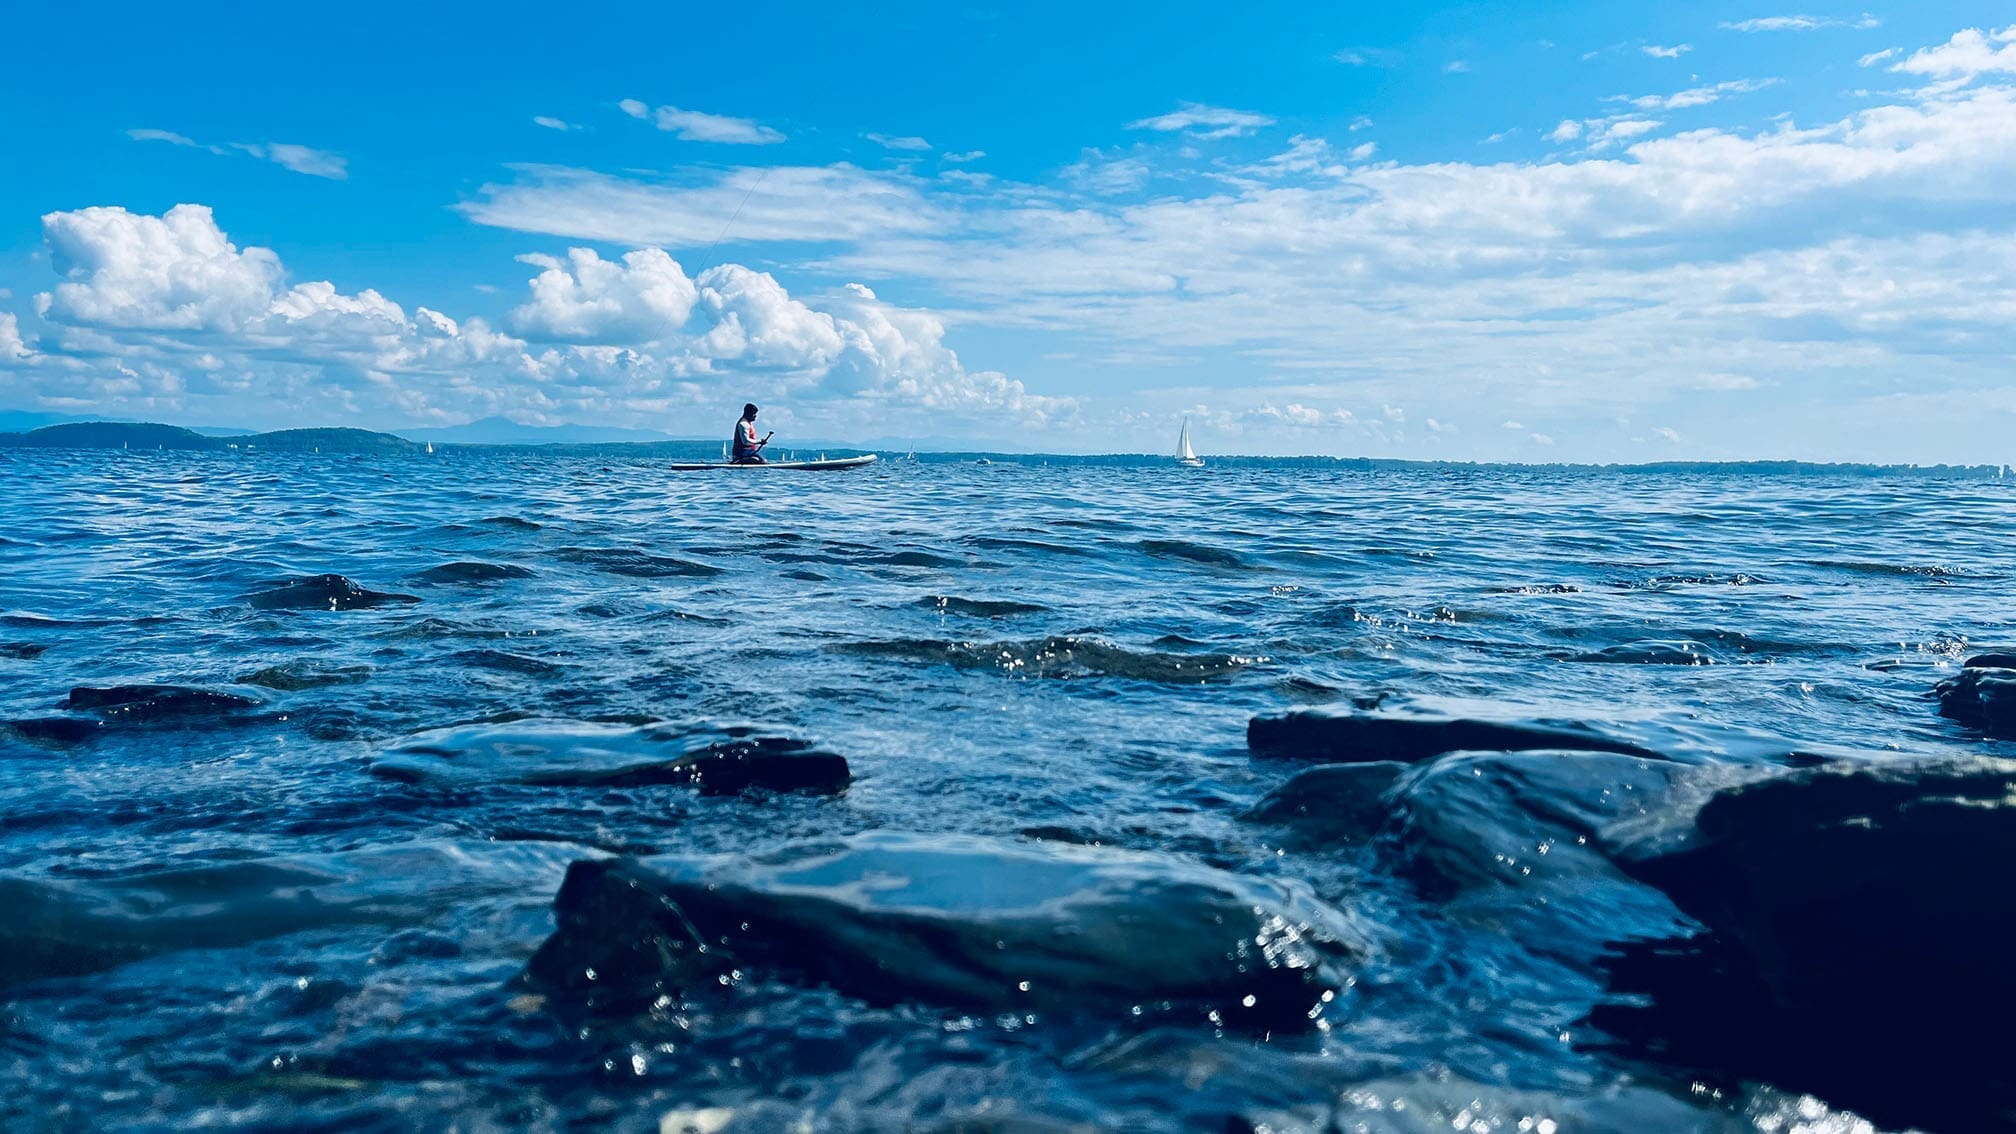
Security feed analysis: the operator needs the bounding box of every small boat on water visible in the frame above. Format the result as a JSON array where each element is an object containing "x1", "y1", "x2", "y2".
[
  {"x1": 665, "y1": 454, "x2": 879, "y2": 472},
  {"x1": 1176, "y1": 419, "x2": 1204, "y2": 467}
]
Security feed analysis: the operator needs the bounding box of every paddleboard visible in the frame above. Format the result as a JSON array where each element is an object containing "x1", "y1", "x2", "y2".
[{"x1": 665, "y1": 455, "x2": 879, "y2": 472}]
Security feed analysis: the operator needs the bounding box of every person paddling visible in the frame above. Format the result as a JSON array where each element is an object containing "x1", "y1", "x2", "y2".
[{"x1": 732, "y1": 403, "x2": 773, "y2": 464}]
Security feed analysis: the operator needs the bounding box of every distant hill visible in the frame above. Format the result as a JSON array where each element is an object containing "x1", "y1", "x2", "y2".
[
  {"x1": 248, "y1": 427, "x2": 420, "y2": 453},
  {"x1": 0, "y1": 421, "x2": 416, "y2": 454},
  {"x1": 401, "y1": 416, "x2": 680, "y2": 445},
  {"x1": 0, "y1": 421, "x2": 222, "y2": 450}
]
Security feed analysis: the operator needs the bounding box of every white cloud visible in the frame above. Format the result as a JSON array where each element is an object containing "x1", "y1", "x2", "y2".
[
  {"x1": 866, "y1": 133, "x2": 931, "y2": 151},
  {"x1": 1444, "y1": 60, "x2": 1472, "y2": 73},
  {"x1": 1548, "y1": 119, "x2": 1585, "y2": 142},
  {"x1": 509, "y1": 247, "x2": 700, "y2": 343},
  {"x1": 1859, "y1": 48, "x2": 1898, "y2": 66},
  {"x1": 1531, "y1": 433, "x2": 1556, "y2": 446},
  {"x1": 533, "y1": 116, "x2": 579, "y2": 131},
  {"x1": 1126, "y1": 102, "x2": 1275, "y2": 139},
  {"x1": 16, "y1": 204, "x2": 1059, "y2": 433},
  {"x1": 0, "y1": 312, "x2": 33, "y2": 361},
  {"x1": 41, "y1": 205, "x2": 285, "y2": 332},
  {"x1": 127, "y1": 130, "x2": 347, "y2": 180},
  {"x1": 1501, "y1": 420, "x2": 1524, "y2": 430},
  {"x1": 1349, "y1": 116, "x2": 1374, "y2": 132},
  {"x1": 624, "y1": 101, "x2": 786, "y2": 144},
  {"x1": 1622, "y1": 78, "x2": 1779, "y2": 111},
  {"x1": 1652, "y1": 426, "x2": 1682, "y2": 442},
  {"x1": 1891, "y1": 25, "x2": 2016, "y2": 83},
  {"x1": 1721, "y1": 14, "x2": 1880, "y2": 32},
  {"x1": 253, "y1": 144, "x2": 348, "y2": 180},
  {"x1": 1349, "y1": 142, "x2": 1378, "y2": 160},
  {"x1": 1334, "y1": 48, "x2": 1400, "y2": 67},
  {"x1": 1643, "y1": 44, "x2": 1692, "y2": 59},
  {"x1": 943, "y1": 150, "x2": 986, "y2": 163},
  {"x1": 461, "y1": 164, "x2": 945, "y2": 247}
]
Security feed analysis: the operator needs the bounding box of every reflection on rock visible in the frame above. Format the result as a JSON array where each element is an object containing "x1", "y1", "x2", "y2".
[{"x1": 523, "y1": 831, "x2": 1365, "y2": 1033}]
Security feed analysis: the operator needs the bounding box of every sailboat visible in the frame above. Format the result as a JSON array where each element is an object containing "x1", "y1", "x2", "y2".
[{"x1": 1175, "y1": 418, "x2": 1204, "y2": 467}]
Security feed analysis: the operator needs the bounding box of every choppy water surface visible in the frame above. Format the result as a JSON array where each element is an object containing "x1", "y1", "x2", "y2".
[{"x1": 2, "y1": 450, "x2": 2011, "y2": 1132}]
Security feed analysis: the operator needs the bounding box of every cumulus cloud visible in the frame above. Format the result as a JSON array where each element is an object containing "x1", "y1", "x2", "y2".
[
  {"x1": 1548, "y1": 119, "x2": 1585, "y2": 142},
  {"x1": 1126, "y1": 102, "x2": 1275, "y2": 139},
  {"x1": 510, "y1": 247, "x2": 699, "y2": 343},
  {"x1": 0, "y1": 312, "x2": 33, "y2": 361},
  {"x1": 1643, "y1": 44, "x2": 1692, "y2": 59},
  {"x1": 622, "y1": 100, "x2": 785, "y2": 144},
  {"x1": 16, "y1": 204, "x2": 1054, "y2": 433},
  {"x1": 1891, "y1": 25, "x2": 2016, "y2": 83}
]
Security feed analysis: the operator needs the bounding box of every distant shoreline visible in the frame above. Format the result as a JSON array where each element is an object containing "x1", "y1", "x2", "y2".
[{"x1": 0, "y1": 419, "x2": 2007, "y2": 477}]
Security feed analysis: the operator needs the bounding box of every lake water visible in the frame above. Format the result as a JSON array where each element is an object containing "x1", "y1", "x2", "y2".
[{"x1": 2, "y1": 449, "x2": 2010, "y2": 1131}]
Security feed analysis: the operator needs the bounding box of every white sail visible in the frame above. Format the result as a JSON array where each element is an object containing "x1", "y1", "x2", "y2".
[{"x1": 1178, "y1": 420, "x2": 1196, "y2": 460}]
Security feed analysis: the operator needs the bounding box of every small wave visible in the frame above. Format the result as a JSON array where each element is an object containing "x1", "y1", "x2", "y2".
[
  {"x1": 380, "y1": 618, "x2": 537, "y2": 640},
  {"x1": 1135, "y1": 539, "x2": 1248, "y2": 568},
  {"x1": 1, "y1": 612, "x2": 122, "y2": 629},
  {"x1": 1568, "y1": 640, "x2": 1717, "y2": 665},
  {"x1": 448, "y1": 649, "x2": 566, "y2": 676},
  {"x1": 1810, "y1": 560, "x2": 1967, "y2": 580},
  {"x1": 964, "y1": 536, "x2": 1090, "y2": 557},
  {"x1": 915, "y1": 595, "x2": 1049, "y2": 618},
  {"x1": 479, "y1": 515, "x2": 542, "y2": 531},
  {"x1": 871, "y1": 550, "x2": 967, "y2": 568},
  {"x1": 0, "y1": 642, "x2": 50, "y2": 660},
  {"x1": 1486, "y1": 583, "x2": 1583, "y2": 595},
  {"x1": 555, "y1": 546, "x2": 723, "y2": 578},
  {"x1": 1615, "y1": 572, "x2": 1771, "y2": 590},
  {"x1": 237, "y1": 662, "x2": 373, "y2": 691},
  {"x1": 833, "y1": 635, "x2": 1266, "y2": 682},
  {"x1": 412, "y1": 561, "x2": 535, "y2": 585}
]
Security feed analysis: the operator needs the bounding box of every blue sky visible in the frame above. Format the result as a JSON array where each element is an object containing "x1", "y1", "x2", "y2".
[{"x1": 3, "y1": 2, "x2": 2015, "y2": 460}]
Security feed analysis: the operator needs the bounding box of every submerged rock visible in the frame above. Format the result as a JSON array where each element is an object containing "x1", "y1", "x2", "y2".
[
  {"x1": 1593, "y1": 756, "x2": 2016, "y2": 1134},
  {"x1": 1934, "y1": 653, "x2": 2016, "y2": 738},
  {"x1": 1247, "y1": 711, "x2": 1663, "y2": 764},
  {"x1": 61, "y1": 684, "x2": 264, "y2": 722},
  {"x1": 246, "y1": 573, "x2": 421, "y2": 611},
  {"x1": 523, "y1": 831, "x2": 1365, "y2": 1032},
  {"x1": 368, "y1": 720, "x2": 850, "y2": 795},
  {"x1": 1244, "y1": 762, "x2": 1409, "y2": 847},
  {"x1": 0, "y1": 840, "x2": 580, "y2": 987},
  {"x1": 412, "y1": 560, "x2": 535, "y2": 585}
]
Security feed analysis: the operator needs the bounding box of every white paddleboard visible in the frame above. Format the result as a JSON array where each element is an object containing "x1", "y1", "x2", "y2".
[{"x1": 665, "y1": 455, "x2": 879, "y2": 472}]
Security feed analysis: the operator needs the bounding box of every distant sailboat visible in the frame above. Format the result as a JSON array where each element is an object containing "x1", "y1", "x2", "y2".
[
  {"x1": 1176, "y1": 419, "x2": 1204, "y2": 467},
  {"x1": 425, "y1": 441, "x2": 434, "y2": 454}
]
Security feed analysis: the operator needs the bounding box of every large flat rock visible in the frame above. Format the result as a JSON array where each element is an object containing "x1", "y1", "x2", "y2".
[{"x1": 524, "y1": 831, "x2": 1367, "y2": 1033}]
